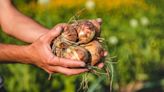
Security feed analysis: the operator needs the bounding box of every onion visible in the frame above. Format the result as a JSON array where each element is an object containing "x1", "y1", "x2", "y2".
[
  {"x1": 63, "y1": 46, "x2": 90, "y2": 63},
  {"x1": 83, "y1": 40, "x2": 104, "y2": 65},
  {"x1": 75, "y1": 20, "x2": 96, "y2": 44},
  {"x1": 89, "y1": 19, "x2": 101, "y2": 37},
  {"x1": 51, "y1": 25, "x2": 78, "y2": 55},
  {"x1": 51, "y1": 36, "x2": 69, "y2": 55},
  {"x1": 61, "y1": 25, "x2": 78, "y2": 42}
]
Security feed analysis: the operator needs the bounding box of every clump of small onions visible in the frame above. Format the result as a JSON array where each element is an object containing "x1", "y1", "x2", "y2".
[{"x1": 51, "y1": 19, "x2": 104, "y2": 67}]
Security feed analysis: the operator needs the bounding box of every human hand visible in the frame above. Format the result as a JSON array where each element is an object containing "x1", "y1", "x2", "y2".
[{"x1": 25, "y1": 25, "x2": 88, "y2": 75}]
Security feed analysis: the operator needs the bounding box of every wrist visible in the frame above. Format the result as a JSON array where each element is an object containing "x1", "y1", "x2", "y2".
[{"x1": 21, "y1": 45, "x2": 34, "y2": 64}]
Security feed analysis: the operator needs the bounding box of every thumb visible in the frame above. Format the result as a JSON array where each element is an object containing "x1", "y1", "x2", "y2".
[{"x1": 46, "y1": 26, "x2": 63, "y2": 43}]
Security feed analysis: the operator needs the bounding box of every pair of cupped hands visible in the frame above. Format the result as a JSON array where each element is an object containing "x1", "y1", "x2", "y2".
[{"x1": 27, "y1": 18, "x2": 107, "y2": 76}]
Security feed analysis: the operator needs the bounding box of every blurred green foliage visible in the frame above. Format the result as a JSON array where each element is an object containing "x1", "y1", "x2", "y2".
[{"x1": 0, "y1": 0, "x2": 163, "y2": 92}]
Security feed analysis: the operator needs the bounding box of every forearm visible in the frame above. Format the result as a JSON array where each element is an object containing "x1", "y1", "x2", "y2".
[
  {"x1": 0, "y1": 1, "x2": 49, "y2": 43},
  {"x1": 0, "y1": 43, "x2": 30, "y2": 64}
]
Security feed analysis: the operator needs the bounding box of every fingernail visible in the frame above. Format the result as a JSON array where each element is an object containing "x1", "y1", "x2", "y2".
[
  {"x1": 104, "y1": 51, "x2": 108, "y2": 56},
  {"x1": 56, "y1": 27, "x2": 62, "y2": 31}
]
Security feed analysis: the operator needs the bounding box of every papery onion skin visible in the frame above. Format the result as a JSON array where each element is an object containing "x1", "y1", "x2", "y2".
[
  {"x1": 63, "y1": 46, "x2": 90, "y2": 63},
  {"x1": 83, "y1": 40, "x2": 104, "y2": 65},
  {"x1": 89, "y1": 19, "x2": 101, "y2": 37},
  {"x1": 75, "y1": 20, "x2": 97, "y2": 44},
  {"x1": 62, "y1": 25, "x2": 78, "y2": 42}
]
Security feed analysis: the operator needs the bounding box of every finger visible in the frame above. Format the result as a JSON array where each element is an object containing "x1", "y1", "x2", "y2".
[
  {"x1": 49, "y1": 57, "x2": 86, "y2": 68},
  {"x1": 97, "y1": 63, "x2": 104, "y2": 69},
  {"x1": 46, "y1": 23, "x2": 69, "y2": 43},
  {"x1": 49, "y1": 66, "x2": 88, "y2": 76},
  {"x1": 45, "y1": 26, "x2": 63, "y2": 43},
  {"x1": 51, "y1": 23, "x2": 68, "y2": 30},
  {"x1": 100, "y1": 50, "x2": 108, "y2": 57},
  {"x1": 103, "y1": 51, "x2": 108, "y2": 56}
]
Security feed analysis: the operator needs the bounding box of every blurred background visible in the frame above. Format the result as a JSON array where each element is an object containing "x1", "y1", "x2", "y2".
[{"x1": 0, "y1": 0, "x2": 163, "y2": 92}]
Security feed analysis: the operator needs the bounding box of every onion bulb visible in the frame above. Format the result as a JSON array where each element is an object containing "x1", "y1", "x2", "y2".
[
  {"x1": 83, "y1": 40, "x2": 104, "y2": 65},
  {"x1": 63, "y1": 46, "x2": 90, "y2": 63},
  {"x1": 62, "y1": 25, "x2": 78, "y2": 42},
  {"x1": 75, "y1": 20, "x2": 96, "y2": 44}
]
